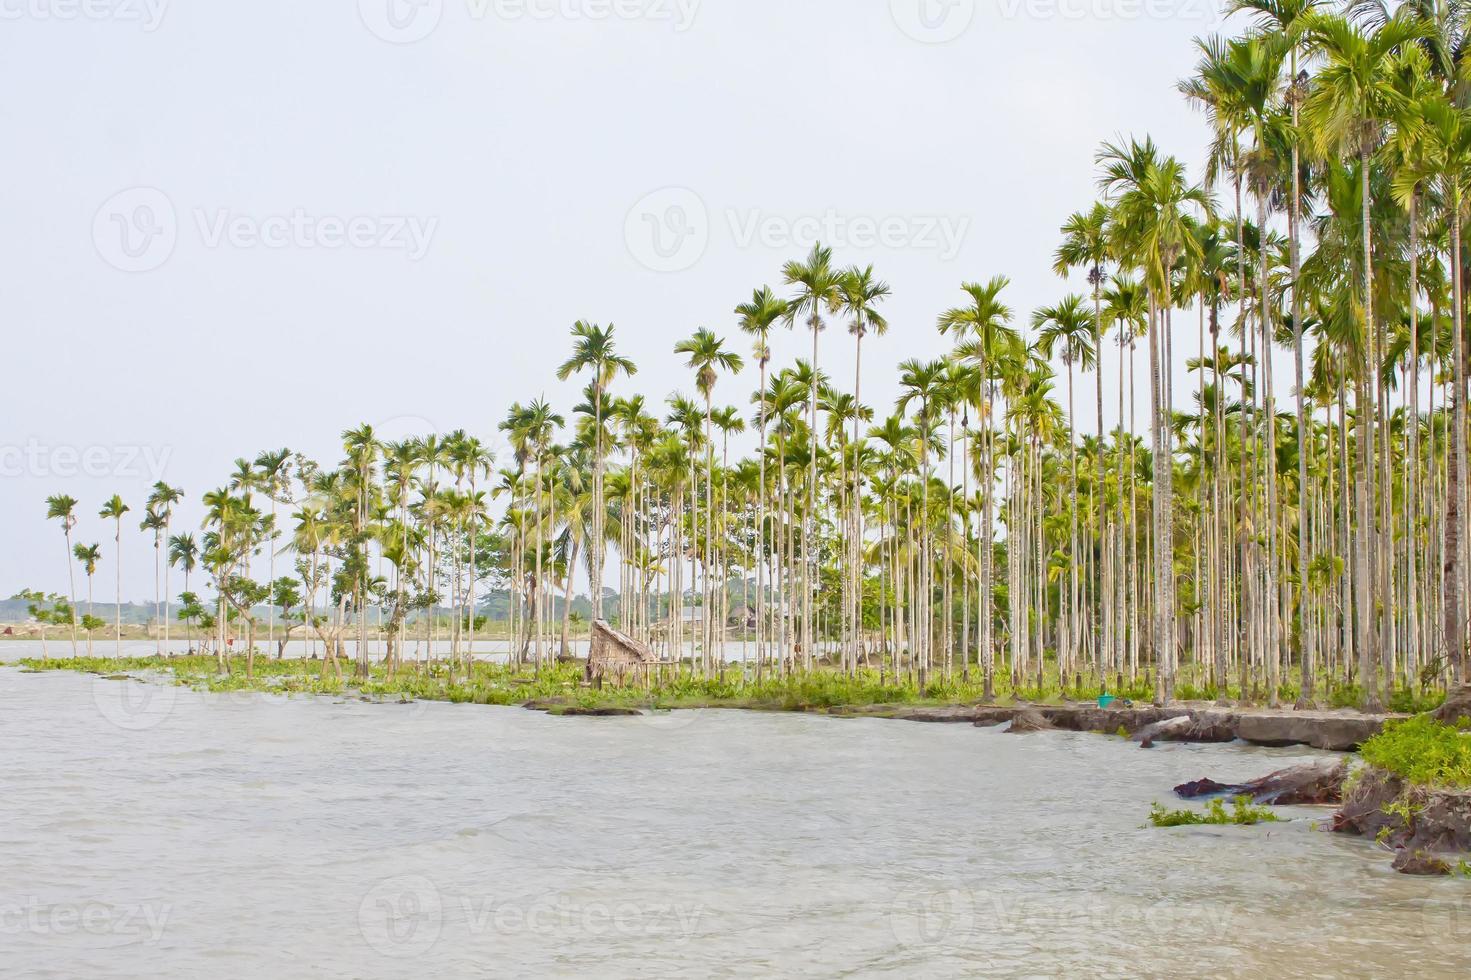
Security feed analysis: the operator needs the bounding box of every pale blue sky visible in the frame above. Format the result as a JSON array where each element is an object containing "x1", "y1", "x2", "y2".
[{"x1": 1, "y1": 0, "x2": 1234, "y2": 600}]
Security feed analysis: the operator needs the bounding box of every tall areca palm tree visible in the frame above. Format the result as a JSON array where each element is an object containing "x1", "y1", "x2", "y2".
[
  {"x1": 168, "y1": 532, "x2": 199, "y2": 648},
  {"x1": 74, "y1": 541, "x2": 101, "y2": 655},
  {"x1": 556, "y1": 322, "x2": 637, "y2": 622},
  {"x1": 736, "y1": 285, "x2": 790, "y2": 669},
  {"x1": 45, "y1": 494, "x2": 80, "y2": 656},
  {"x1": 252, "y1": 450, "x2": 291, "y2": 662},
  {"x1": 139, "y1": 508, "x2": 166, "y2": 653},
  {"x1": 838, "y1": 264, "x2": 890, "y2": 666},
  {"x1": 674, "y1": 327, "x2": 744, "y2": 670},
  {"x1": 1053, "y1": 203, "x2": 1113, "y2": 668},
  {"x1": 1099, "y1": 136, "x2": 1210, "y2": 703},
  {"x1": 99, "y1": 494, "x2": 130, "y2": 652},
  {"x1": 783, "y1": 243, "x2": 845, "y2": 663},
  {"x1": 147, "y1": 482, "x2": 184, "y2": 655},
  {"x1": 1034, "y1": 293, "x2": 1098, "y2": 674},
  {"x1": 939, "y1": 276, "x2": 1017, "y2": 698},
  {"x1": 1303, "y1": 9, "x2": 1429, "y2": 708},
  {"x1": 1398, "y1": 93, "x2": 1471, "y2": 686}
]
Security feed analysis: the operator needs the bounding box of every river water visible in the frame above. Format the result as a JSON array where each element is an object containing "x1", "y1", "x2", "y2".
[{"x1": 3, "y1": 665, "x2": 1469, "y2": 978}]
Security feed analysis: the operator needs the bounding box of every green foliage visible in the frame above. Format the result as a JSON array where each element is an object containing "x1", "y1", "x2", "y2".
[
  {"x1": 1359, "y1": 715, "x2": 1471, "y2": 788},
  {"x1": 1387, "y1": 687, "x2": 1446, "y2": 714},
  {"x1": 1148, "y1": 796, "x2": 1281, "y2": 827}
]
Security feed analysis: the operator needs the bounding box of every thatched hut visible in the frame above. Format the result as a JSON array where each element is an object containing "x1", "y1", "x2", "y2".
[{"x1": 586, "y1": 620, "x2": 658, "y2": 686}]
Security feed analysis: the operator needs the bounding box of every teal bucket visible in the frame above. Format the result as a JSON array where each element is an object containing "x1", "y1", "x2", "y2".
[{"x1": 1098, "y1": 695, "x2": 1117, "y2": 709}]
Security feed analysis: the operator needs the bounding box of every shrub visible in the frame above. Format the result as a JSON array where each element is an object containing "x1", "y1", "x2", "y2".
[{"x1": 1359, "y1": 715, "x2": 1471, "y2": 788}]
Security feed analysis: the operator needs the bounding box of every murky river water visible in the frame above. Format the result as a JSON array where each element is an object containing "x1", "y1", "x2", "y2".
[{"x1": 2, "y1": 664, "x2": 1469, "y2": 978}]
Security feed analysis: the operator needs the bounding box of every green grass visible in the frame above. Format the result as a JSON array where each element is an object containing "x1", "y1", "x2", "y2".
[
  {"x1": 12, "y1": 653, "x2": 1451, "y2": 717},
  {"x1": 1148, "y1": 796, "x2": 1281, "y2": 827},
  {"x1": 1358, "y1": 714, "x2": 1471, "y2": 788}
]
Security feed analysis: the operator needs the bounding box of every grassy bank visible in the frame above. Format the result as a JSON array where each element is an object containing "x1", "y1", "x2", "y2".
[
  {"x1": 1358, "y1": 715, "x2": 1471, "y2": 789},
  {"x1": 13, "y1": 653, "x2": 1452, "y2": 715}
]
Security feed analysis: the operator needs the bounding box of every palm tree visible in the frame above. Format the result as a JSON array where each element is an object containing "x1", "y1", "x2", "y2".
[
  {"x1": 147, "y1": 482, "x2": 184, "y2": 655},
  {"x1": 99, "y1": 494, "x2": 131, "y2": 653},
  {"x1": 139, "y1": 508, "x2": 166, "y2": 653},
  {"x1": 674, "y1": 327, "x2": 744, "y2": 671},
  {"x1": 74, "y1": 542, "x2": 101, "y2": 656},
  {"x1": 783, "y1": 243, "x2": 845, "y2": 664},
  {"x1": 1034, "y1": 293, "x2": 1098, "y2": 676},
  {"x1": 1099, "y1": 135, "x2": 1210, "y2": 703},
  {"x1": 1399, "y1": 93, "x2": 1471, "y2": 687},
  {"x1": 45, "y1": 493, "x2": 80, "y2": 656},
  {"x1": 838, "y1": 264, "x2": 890, "y2": 667},
  {"x1": 556, "y1": 321, "x2": 637, "y2": 622},
  {"x1": 736, "y1": 285, "x2": 790, "y2": 670},
  {"x1": 168, "y1": 532, "x2": 199, "y2": 648},
  {"x1": 939, "y1": 276, "x2": 1018, "y2": 699},
  {"x1": 1054, "y1": 203, "x2": 1112, "y2": 668},
  {"x1": 897, "y1": 357, "x2": 948, "y2": 679},
  {"x1": 251, "y1": 450, "x2": 291, "y2": 663},
  {"x1": 1303, "y1": 9, "x2": 1429, "y2": 708}
]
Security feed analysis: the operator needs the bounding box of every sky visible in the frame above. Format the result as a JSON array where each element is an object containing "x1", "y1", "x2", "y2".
[{"x1": 0, "y1": 0, "x2": 1240, "y2": 602}]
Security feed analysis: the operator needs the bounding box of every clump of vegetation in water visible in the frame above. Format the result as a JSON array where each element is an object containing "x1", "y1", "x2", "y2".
[
  {"x1": 1148, "y1": 796, "x2": 1281, "y2": 827},
  {"x1": 1358, "y1": 715, "x2": 1471, "y2": 788}
]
